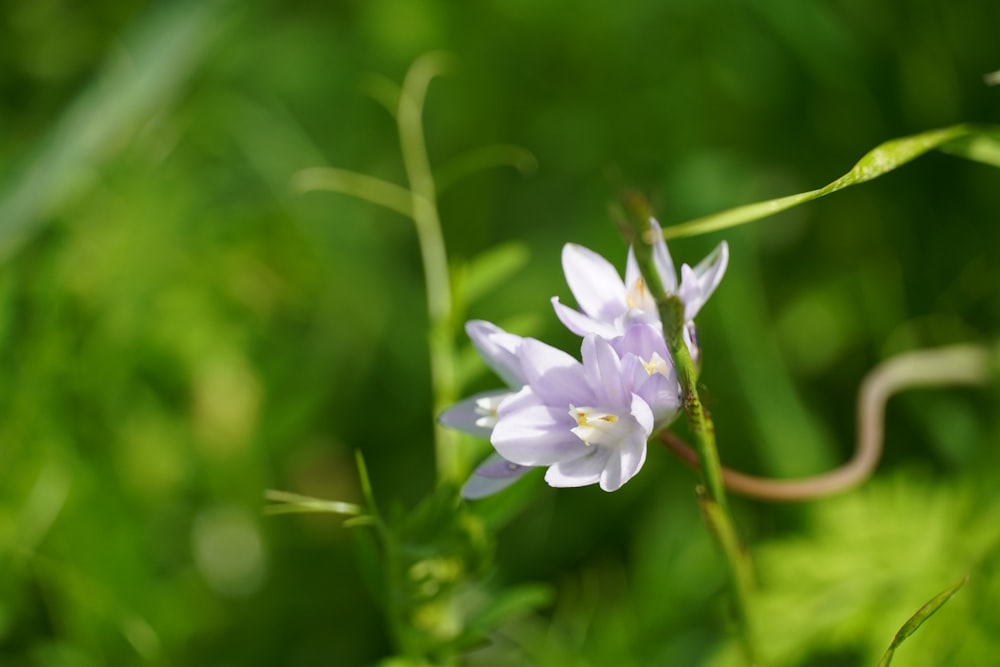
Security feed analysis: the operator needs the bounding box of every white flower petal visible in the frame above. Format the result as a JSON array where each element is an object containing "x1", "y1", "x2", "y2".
[
  {"x1": 679, "y1": 241, "x2": 729, "y2": 320},
  {"x1": 629, "y1": 392, "x2": 655, "y2": 437},
  {"x1": 462, "y1": 474, "x2": 524, "y2": 499},
  {"x1": 561, "y1": 243, "x2": 629, "y2": 322},
  {"x1": 552, "y1": 298, "x2": 621, "y2": 339},
  {"x1": 599, "y1": 426, "x2": 648, "y2": 491},
  {"x1": 678, "y1": 264, "x2": 702, "y2": 318},
  {"x1": 631, "y1": 371, "x2": 681, "y2": 427},
  {"x1": 517, "y1": 337, "x2": 593, "y2": 407},
  {"x1": 649, "y1": 219, "x2": 678, "y2": 294},
  {"x1": 492, "y1": 390, "x2": 588, "y2": 466},
  {"x1": 438, "y1": 390, "x2": 511, "y2": 437},
  {"x1": 462, "y1": 453, "x2": 533, "y2": 499},
  {"x1": 544, "y1": 449, "x2": 607, "y2": 488},
  {"x1": 684, "y1": 322, "x2": 701, "y2": 369},
  {"x1": 619, "y1": 322, "x2": 670, "y2": 361},
  {"x1": 581, "y1": 335, "x2": 627, "y2": 408},
  {"x1": 466, "y1": 320, "x2": 525, "y2": 387},
  {"x1": 625, "y1": 246, "x2": 641, "y2": 290}
]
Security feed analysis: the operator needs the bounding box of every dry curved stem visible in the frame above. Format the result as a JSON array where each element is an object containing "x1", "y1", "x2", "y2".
[{"x1": 661, "y1": 343, "x2": 995, "y2": 502}]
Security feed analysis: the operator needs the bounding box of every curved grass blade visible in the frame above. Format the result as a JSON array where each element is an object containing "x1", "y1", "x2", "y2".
[
  {"x1": 292, "y1": 167, "x2": 415, "y2": 218},
  {"x1": 877, "y1": 576, "x2": 967, "y2": 667},
  {"x1": 663, "y1": 124, "x2": 1000, "y2": 240},
  {"x1": 263, "y1": 489, "x2": 364, "y2": 517},
  {"x1": 938, "y1": 131, "x2": 1000, "y2": 168},
  {"x1": 360, "y1": 72, "x2": 403, "y2": 118}
]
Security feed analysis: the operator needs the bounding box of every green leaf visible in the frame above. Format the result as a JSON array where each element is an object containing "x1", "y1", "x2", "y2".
[
  {"x1": 262, "y1": 489, "x2": 364, "y2": 517},
  {"x1": 939, "y1": 132, "x2": 1000, "y2": 168},
  {"x1": 877, "y1": 576, "x2": 968, "y2": 667},
  {"x1": 663, "y1": 124, "x2": 1000, "y2": 240},
  {"x1": 292, "y1": 167, "x2": 414, "y2": 219},
  {"x1": 355, "y1": 450, "x2": 383, "y2": 523},
  {"x1": 360, "y1": 72, "x2": 402, "y2": 118}
]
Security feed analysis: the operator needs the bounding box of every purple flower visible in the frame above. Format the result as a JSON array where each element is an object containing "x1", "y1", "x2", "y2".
[
  {"x1": 442, "y1": 321, "x2": 683, "y2": 496},
  {"x1": 551, "y1": 219, "x2": 728, "y2": 362},
  {"x1": 437, "y1": 320, "x2": 535, "y2": 498},
  {"x1": 614, "y1": 322, "x2": 682, "y2": 430},
  {"x1": 438, "y1": 217, "x2": 727, "y2": 497},
  {"x1": 490, "y1": 333, "x2": 671, "y2": 492}
]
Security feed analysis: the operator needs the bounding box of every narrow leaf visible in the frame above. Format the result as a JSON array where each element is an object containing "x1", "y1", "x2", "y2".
[
  {"x1": 263, "y1": 489, "x2": 364, "y2": 517},
  {"x1": 820, "y1": 124, "x2": 971, "y2": 193},
  {"x1": 360, "y1": 72, "x2": 402, "y2": 118},
  {"x1": 292, "y1": 167, "x2": 414, "y2": 219},
  {"x1": 355, "y1": 449, "x2": 382, "y2": 521},
  {"x1": 877, "y1": 576, "x2": 968, "y2": 667},
  {"x1": 939, "y1": 132, "x2": 1000, "y2": 168},
  {"x1": 663, "y1": 124, "x2": 999, "y2": 240}
]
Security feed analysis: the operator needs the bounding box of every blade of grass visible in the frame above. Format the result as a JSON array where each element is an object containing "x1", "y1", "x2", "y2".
[
  {"x1": 293, "y1": 167, "x2": 415, "y2": 218},
  {"x1": 877, "y1": 576, "x2": 967, "y2": 667},
  {"x1": 663, "y1": 124, "x2": 1000, "y2": 240},
  {"x1": 263, "y1": 489, "x2": 364, "y2": 517}
]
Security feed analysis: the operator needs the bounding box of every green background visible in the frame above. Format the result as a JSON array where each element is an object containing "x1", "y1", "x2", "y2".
[{"x1": 1, "y1": 0, "x2": 998, "y2": 665}]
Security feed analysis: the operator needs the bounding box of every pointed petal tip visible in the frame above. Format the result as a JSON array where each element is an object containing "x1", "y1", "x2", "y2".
[
  {"x1": 461, "y1": 474, "x2": 521, "y2": 499},
  {"x1": 464, "y1": 319, "x2": 498, "y2": 336},
  {"x1": 461, "y1": 453, "x2": 534, "y2": 499},
  {"x1": 552, "y1": 298, "x2": 621, "y2": 339},
  {"x1": 560, "y1": 243, "x2": 629, "y2": 322}
]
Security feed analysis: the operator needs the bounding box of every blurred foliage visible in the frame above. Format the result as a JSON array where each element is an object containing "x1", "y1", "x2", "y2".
[{"x1": 1, "y1": 0, "x2": 998, "y2": 665}]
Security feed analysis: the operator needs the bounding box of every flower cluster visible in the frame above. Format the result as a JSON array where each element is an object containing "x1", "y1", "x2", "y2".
[{"x1": 440, "y1": 220, "x2": 728, "y2": 497}]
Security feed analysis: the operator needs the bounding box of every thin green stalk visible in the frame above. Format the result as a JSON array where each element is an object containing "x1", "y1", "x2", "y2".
[
  {"x1": 397, "y1": 54, "x2": 465, "y2": 485},
  {"x1": 670, "y1": 309, "x2": 756, "y2": 665},
  {"x1": 293, "y1": 57, "x2": 465, "y2": 485},
  {"x1": 669, "y1": 330, "x2": 730, "y2": 514},
  {"x1": 622, "y1": 193, "x2": 757, "y2": 664}
]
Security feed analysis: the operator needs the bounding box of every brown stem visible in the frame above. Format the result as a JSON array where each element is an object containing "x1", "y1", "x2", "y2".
[{"x1": 660, "y1": 344, "x2": 994, "y2": 502}]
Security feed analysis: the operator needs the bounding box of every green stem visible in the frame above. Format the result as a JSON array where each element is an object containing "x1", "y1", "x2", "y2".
[
  {"x1": 669, "y1": 312, "x2": 756, "y2": 665},
  {"x1": 397, "y1": 54, "x2": 465, "y2": 485},
  {"x1": 622, "y1": 193, "x2": 756, "y2": 664},
  {"x1": 668, "y1": 333, "x2": 730, "y2": 514}
]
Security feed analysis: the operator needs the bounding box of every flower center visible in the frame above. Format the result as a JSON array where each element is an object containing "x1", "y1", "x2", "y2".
[
  {"x1": 474, "y1": 394, "x2": 507, "y2": 429},
  {"x1": 569, "y1": 405, "x2": 628, "y2": 447},
  {"x1": 625, "y1": 276, "x2": 657, "y2": 316},
  {"x1": 641, "y1": 352, "x2": 670, "y2": 377}
]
